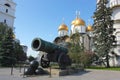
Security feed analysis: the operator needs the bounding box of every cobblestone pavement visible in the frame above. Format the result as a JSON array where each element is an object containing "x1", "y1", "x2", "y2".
[{"x1": 0, "y1": 68, "x2": 120, "y2": 80}]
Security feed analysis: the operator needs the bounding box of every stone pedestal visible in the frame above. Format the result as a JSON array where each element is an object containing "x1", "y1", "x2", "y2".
[{"x1": 45, "y1": 68, "x2": 84, "y2": 76}]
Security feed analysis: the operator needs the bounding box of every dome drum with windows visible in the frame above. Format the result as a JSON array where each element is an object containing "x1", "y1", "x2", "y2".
[
  {"x1": 71, "y1": 17, "x2": 86, "y2": 34},
  {"x1": 58, "y1": 24, "x2": 68, "y2": 37}
]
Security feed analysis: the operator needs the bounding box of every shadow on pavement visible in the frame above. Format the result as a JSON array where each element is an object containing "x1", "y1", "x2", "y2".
[{"x1": 70, "y1": 70, "x2": 91, "y2": 76}]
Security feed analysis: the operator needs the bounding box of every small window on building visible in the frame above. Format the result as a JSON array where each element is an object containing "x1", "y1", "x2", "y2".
[
  {"x1": 6, "y1": 9, "x2": 8, "y2": 13},
  {"x1": 4, "y1": 3, "x2": 11, "y2": 7},
  {"x1": 4, "y1": 19, "x2": 6, "y2": 23}
]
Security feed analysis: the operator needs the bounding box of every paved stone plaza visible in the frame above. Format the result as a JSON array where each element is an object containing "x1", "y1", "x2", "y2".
[{"x1": 0, "y1": 68, "x2": 120, "y2": 80}]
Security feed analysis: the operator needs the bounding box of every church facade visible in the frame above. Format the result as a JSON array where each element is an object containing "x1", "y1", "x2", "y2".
[
  {"x1": 54, "y1": 0, "x2": 120, "y2": 67},
  {"x1": 54, "y1": 12, "x2": 93, "y2": 53}
]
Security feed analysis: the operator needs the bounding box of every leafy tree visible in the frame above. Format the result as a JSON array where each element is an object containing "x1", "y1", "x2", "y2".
[
  {"x1": 0, "y1": 23, "x2": 27, "y2": 66},
  {"x1": 0, "y1": 23, "x2": 8, "y2": 42},
  {"x1": 93, "y1": 0, "x2": 116, "y2": 68},
  {"x1": 0, "y1": 27, "x2": 16, "y2": 67},
  {"x1": 69, "y1": 32, "x2": 85, "y2": 68},
  {"x1": 0, "y1": 23, "x2": 7, "y2": 58},
  {"x1": 14, "y1": 42, "x2": 27, "y2": 62}
]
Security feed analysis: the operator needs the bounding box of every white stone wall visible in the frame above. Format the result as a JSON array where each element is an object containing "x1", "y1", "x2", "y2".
[
  {"x1": 112, "y1": 7, "x2": 120, "y2": 20},
  {"x1": 0, "y1": 5, "x2": 15, "y2": 17},
  {"x1": 0, "y1": 0, "x2": 16, "y2": 10},
  {"x1": 58, "y1": 30, "x2": 68, "y2": 37},
  {"x1": 109, "y1": 54, "x2": 120, "y2": 67},
  {"x1": 71, "y1": 25, "x2": 86, "y2": 34},
  {"x1": 0, "y1": 0, "x2": 16, "y2": 16},
  {"x1": 0, "y1": 12, "x2": 14, "y2": 28},
  {"x1": 113, "y1": 23, "x2": 120, "y2": 44},
  {"x1": 0, "y1": 0, "x2": 16, "y2": 27},
  {"x1": 96, "y1": 0, "x2": 120, "y2": 67},
  {"x1": 71, "y1": 25, "x2": 74, "y2": 34},
  {"x1": 109, "y1": 0, "x2": 120, "y2": 8},
  {"x1": 74, "y1": 26, "x2": 86, "y2": 34}
]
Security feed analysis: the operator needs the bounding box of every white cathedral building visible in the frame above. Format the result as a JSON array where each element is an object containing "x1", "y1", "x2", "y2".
[
  {"x1": 56, "y1": 0, "x2": 120, "y2": 67},
  {"x1": 108, "y1": 0, "x2": 120, "y2": 66},
  {"x1": 97, "y1": 0, "x2": 120, "y2": 67},
  {"x1": 56, "y1": 12, "x2": 93, "y2": 51}
]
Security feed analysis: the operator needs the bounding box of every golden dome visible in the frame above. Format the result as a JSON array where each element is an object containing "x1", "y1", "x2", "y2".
[
  {"x1": 71, "y1": 18, "x2": 85, "y2": 26},
  {"x1": 71, "y1": 20, "x2": 76, "y2": 25},
  {"x1": 58, "y1": 24, "x2": 68, "y2": 31},
  {"x1": 87, "y1": 25, "x2": 93, "y2": 31}
]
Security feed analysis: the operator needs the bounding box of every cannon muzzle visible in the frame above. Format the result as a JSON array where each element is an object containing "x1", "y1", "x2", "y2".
[{"x1": 31, "y1": 38, "x2": 68, "y2": 53}]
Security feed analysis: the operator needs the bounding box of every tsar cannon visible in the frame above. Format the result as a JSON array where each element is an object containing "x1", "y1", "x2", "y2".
[
  {"x1": 24, "y1": 38, "x2": 71, "y2": 75},
  {"x1": 31, "y1": 38, "x2": 71, "y2": 69}
]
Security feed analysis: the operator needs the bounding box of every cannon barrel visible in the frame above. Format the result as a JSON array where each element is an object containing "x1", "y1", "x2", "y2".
[
  {"x1": 31, "y1": 38, "x2": 71, "y2": 69},
  {"x1": 31, "y1": 38, "x2": 68, "y2": 53}
]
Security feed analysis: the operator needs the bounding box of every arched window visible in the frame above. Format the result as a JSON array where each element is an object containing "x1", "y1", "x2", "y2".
[{"x1": 4, "y1": 3, "x2": 11, "y2": 7}]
